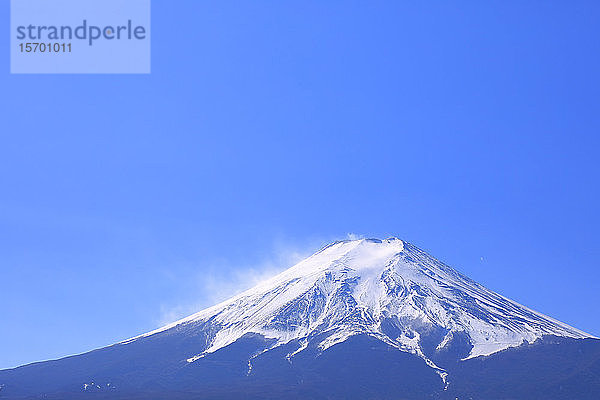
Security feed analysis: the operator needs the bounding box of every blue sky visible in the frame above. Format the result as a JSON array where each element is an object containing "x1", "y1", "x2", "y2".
[{"x1": 1, "y1": 1, "x2": 599, "y2": 369}]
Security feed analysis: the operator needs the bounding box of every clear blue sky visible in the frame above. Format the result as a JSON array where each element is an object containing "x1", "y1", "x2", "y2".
[{"x1": 1, "y1": 1, "x2": 599, "y2": 369}]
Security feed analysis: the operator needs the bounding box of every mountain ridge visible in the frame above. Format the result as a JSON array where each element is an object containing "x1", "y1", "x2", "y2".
[
  {"x1": 122, "y1": 237, "x2": 592, "y2": 378},
  {"x1": 1, "y1": 237, "x2": 597, "y2": 400}
]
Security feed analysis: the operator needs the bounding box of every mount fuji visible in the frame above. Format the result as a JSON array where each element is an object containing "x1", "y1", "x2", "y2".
[{"x1": 1, "y1": 238, "x2": 599, "y2": 399}]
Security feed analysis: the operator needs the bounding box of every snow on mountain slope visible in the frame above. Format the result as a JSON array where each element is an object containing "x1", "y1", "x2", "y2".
[{"x1": 125, "y1": 238, "x2": 593, "y2": 377}]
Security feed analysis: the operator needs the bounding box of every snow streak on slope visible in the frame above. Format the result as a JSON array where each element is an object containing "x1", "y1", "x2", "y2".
[{"x1": 126, "y1": 238, "x2": 593, "y2": 375}]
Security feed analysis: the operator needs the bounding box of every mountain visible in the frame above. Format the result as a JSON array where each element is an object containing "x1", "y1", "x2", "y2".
[{"x1": 1, "y1": 238, "x2": 599, "y2": 399}]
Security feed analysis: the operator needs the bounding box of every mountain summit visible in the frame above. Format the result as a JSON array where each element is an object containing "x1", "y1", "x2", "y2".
[
  {"x1": 1, "y1": 238, "x2": 598, "y2": 400},
  {"x1": 134, "y1": 238, "x2": 590, "y2": 374}
]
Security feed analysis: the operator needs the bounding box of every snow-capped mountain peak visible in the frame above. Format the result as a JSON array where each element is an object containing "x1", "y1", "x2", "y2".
[{"x1": 128, "y1": 238, "x2": 593, "y2": 376}]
